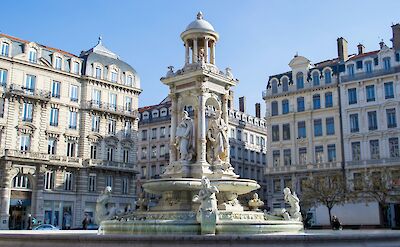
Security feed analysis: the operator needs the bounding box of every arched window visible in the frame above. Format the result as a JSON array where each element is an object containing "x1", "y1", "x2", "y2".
[
  {"x1": 271, "y1": 101, "x2": 278, "y2": 116},
  {"x1": 271, "y1": 80, "x2": 278, "y2": 94},
  {"x1": 111, "y1": 69, "x2": 118, "y2": 83},
  {"x1": 12, "y1": 174, "x2": 31, "y2": 189},
  {"x1": 296, "y1": 72, "x2": 304, "y2": 89},
  {"x1": 324, "y1": 70, "x2": 332, "y2": 84},
  {"x1": 313, "y1": 94, "x2": 321, "y2": 109},
  {"x1": 312, "y1": 71, "x2": 320, "y2": 86},
  {"x1": 282, "y1": 77, "x2": 289, "y2": 92}
]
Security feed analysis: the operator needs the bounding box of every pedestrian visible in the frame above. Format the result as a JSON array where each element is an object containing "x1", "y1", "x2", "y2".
[
  {"x1": 82, "y1": 214, "x2": 91, "y2": 230},
  {"x1": 64, "y1": 212, "x2": 71, "y2": 230},
  {"x1": 331, "y1": 215, "x2": 342, "y2": 230},
  {"x1": 27, "y1": 214, "x2": 32, "y2": 230}
]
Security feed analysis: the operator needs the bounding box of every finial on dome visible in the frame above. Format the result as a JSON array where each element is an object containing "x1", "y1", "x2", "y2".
[
  {"x1": 98, "y1": 35, "x2": 102, "y2": 45},
  {"x1": 197, "y1": 11, "x2": 203, "y2": 20}
]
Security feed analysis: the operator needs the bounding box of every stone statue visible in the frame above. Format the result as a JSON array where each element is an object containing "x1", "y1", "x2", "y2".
[
  {"x1": 207, "y1": 110, "x2": 228, "y2": 164},
  {"x1": 193, "y1": 177, "x2": 219, "y2": 235},
  {"x1": 166, "y1": 66, "x2": 174, "y2": 77},
  {"x1": 283, "y1": 187, "x2": 302, "y2": 221},
  {"x1": 225, "y1": 67, "x2": 233, "y2": 79},
  {"x1": 136, "y1": 192, "x2": 148, "y2": 211},
  {"x1": 175, "y1": 111, "x2": 194, "y2": 162},
  {"x1": 248, "y1": 193, "x2": 264, "y2": 211},
  {"x1": 198, "y1": 48, "x2": 205, "y2": 63},
  {"x1": 95, "y1": 186, "x2": 125, "y2": 224}
]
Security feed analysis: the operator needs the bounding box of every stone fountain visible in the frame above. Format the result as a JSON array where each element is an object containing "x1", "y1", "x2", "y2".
[{"x1": 98, "y1": 12, "x2": 303, "y2": 235}]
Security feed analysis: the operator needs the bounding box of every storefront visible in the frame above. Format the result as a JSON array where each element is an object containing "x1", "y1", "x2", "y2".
[
  {"x1": 43, "y1": 201, "x2": 74, "y2": 229},
  {"x1": 9, "y1": 191, "x2": 31, "y2": 230}
]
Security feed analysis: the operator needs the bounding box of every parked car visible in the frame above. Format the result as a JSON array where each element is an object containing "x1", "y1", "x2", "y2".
[
  {"x1": 86, "y1": 224, "x2": 99, "y2": 230},
  {"x1": 33, "y1": 224, "x2": 60, "y2": 230}
]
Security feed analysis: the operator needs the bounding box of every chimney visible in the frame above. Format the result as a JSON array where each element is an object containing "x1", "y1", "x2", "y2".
[
  {"x1": 239, "y1": 96, "x2": 246, "y2": 113},
  {"x1": 357, "y1": 43, "x2": 365, "y2": 55},
  {"x1": 337, "y1": 37, "x2": 348, "y2": 62},
  {"x1": 255, "y1": 103, "x2": 261, "y2": 118},
  {"x1": 391, "y1": 23, "x2": 400, "y2": 50}
]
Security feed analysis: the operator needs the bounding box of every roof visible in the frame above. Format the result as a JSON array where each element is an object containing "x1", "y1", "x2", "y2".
[
  {"x1": 138, "y1": 101, "x2": 171, "y2": 113},
  {"x1": 185, "y1": 12, "x2": 215, "y2": 32},
  {"x1": 348, "y1": 50, "x2": 379, "y2": 61},
  {"x1": 0, "y1": 33, "x2": 78, "y2": 58}
]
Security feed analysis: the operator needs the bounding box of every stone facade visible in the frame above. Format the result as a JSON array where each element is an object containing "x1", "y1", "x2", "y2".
[{"x1": 0, "y1": 34, "x2": 140, "y2": 229}]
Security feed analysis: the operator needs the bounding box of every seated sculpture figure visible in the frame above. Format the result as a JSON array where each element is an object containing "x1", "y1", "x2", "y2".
[{"x1": 95, "y1": 186, "x2": 125, "y2": 224}]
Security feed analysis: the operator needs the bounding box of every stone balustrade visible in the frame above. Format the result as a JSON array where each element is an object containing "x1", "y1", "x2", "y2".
[
  {"x1": 265, "y1": 161, "x2": 342, "y2": 174},
  {"x1": 84, "y1": 159, "x2": 136, "y2": 172},
  {"x1": 82, "y1": 100, "x2": 138, "y2": 118}
]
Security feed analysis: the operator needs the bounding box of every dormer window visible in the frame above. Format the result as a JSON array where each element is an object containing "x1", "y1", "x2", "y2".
[
  {"x1": 282, "y1": 77, "x2": 289, "y2": 92},
  {"x1": 127, "y1": 75, "x2": 133, "y2": 86},
  {"x1": 55, "y1": 56, "x2": 62, "y2": 70},
  {"x1": 29, "y1": 48, "x2": 37, "y2": 63},
  {"x1": 271, "y1": 80, "x2": 278, "y2": 94},
  {"x1": 324, "y1": 70, "x2": 332, "y2": 84},
  {"x1": 1, "y1": 42, "x2": 9, "y2": 56},
  {"x1": 365, "y1": 61, "x2": 373, "y2": 74},
  {"x1": 312, "y1": 71, "x2": 320, "y2": 86},
  {"x1": 111, "y1": 71, "x2": 118, "y2": 82},
  {"x1": 347, "y1": 64, "x2": 354, "y2": 77},
  {"x1": 296, "y1": 72, "x2": 304, "y2": 89},
  {"x1": 383, "y1": 57, "x2": 391, "y2": 71},
  {"x1": 95, "y1": 67, "x2": 102, "y2": 79},
  {"x1": 73, "y1": 61, "x2": 80, "y2": 74}
]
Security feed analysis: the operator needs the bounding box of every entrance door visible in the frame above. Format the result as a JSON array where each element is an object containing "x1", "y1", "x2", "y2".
[{"x1": 9, "y1": 190, "x2": 32, "y2": 230}]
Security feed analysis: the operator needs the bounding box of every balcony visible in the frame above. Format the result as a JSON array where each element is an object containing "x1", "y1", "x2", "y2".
[
  {"x1": 3, "y1": 149, "x2": 49, "y2": 161},
  {"x1": 49, "y1": 155, "x2": 82, "y2": 166},
  {"x1": 84, "y1": 159, "x2": 137, "y2": 172},
  {"x1": 345, "y1": 157, "x2": 400, "y2": 169},
  {"x1": 341, "y1": 66, "x2": 400, "y2": 83},
  {"x1": 82, "y1": 100, "x2": 138, "y2": 119},
  {"x1": 265, "y1": 161, "x2": 342, "y2": 175},
  {"x1": 6, "y1": 84, "x2": 51, "y2": 101}
]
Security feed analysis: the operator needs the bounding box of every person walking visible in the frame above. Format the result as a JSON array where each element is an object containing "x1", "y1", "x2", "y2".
[
  {"x1": 82, "y1": 214, "x2": 91, "y2": 230},
  {"x1": 331, "y1": 215, "x2": 342, "y2": 230}
]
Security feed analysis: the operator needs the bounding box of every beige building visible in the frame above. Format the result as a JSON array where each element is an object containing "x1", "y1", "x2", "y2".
[{"x1": 0, "y1": 34, "x2": 140, "y2": 229}]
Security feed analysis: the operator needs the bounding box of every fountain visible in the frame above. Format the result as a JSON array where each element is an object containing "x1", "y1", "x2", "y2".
[{"x1": 98, "y1": 12, "x2": 303, "y2": 235}]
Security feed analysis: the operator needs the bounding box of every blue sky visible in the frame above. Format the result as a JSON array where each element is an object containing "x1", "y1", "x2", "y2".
[{"x1": 2, "y1": 0, "x2": 400, "y2": 115}]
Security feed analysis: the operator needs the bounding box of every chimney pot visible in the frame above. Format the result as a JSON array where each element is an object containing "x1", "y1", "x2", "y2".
[{"x1": 357, "y1": 43, "x2": 365, "y2": 55}]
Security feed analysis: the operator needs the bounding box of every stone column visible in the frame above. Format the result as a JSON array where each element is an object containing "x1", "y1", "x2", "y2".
[
  {"x1": 204, "y1": 38, "x2": 209, "y2": 63},
  {"x1": 197, "y1": 91, "x2": 207, "y2": 164},
  {"x1": 185, "y1": 40, "x2": 190, "y2": 65},
  {"x1": 0, "y1": 162, "x2": 15, "y2": 230},
  {"x1": 31, "y1": 165, "x2": 46, "y2": 225},
  {"x1": 210, "y1": 41, "x2": 215, "y2": 65},
  {"x1": 193, "y1": 38, "x2": 198, "y2": 63},
  {"x1": 222, "y1": 93, "x2": 230, "y2": 162},
  {"x1": 170, "y1": 93, "x2": 178, "y2": 162}
]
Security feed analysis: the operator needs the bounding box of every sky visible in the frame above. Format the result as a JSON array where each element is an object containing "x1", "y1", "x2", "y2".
[{"x1": 2, "y1": 0, "x2": 400, "y2": 115}]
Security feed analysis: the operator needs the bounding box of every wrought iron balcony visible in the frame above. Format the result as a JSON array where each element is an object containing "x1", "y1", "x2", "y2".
[
  {"x1": 84, "y1": 159, "x2": 137, "y2": 172},
  {"x1": 82, "y1": 100, "x2": 138, "y2": 118},
  {"x1": 265, "y1": 161, "x2": 342, "y2": 175},
  {"x1": 6, "y1": 83, "x2": 51, "y2": 101},
  {"x1": 345, "y1": 157, "x2": 400, "y2": 168},
  {"x1": 49, "y1": 155, "x2": 82, "y2": 165},
  {"x1": 341, "y1": 66, "x2": 400, "y2": 83}
]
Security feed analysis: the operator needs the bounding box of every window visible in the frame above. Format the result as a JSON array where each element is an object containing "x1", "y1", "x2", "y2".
[
  {"x1": 348, "y1": 88, "x2": 357, "y2": 104},
  {"x1": 70, "y1": 85, "x2": 78, "y2": 102},
  {"x1": 66, "y1": 141, "x2": 76, "y2": 157},
  {"x1": 282, "y1": 99, "x2": 289, "y2": 114},
  {"x1": 25, "y1": 75, "x2": 36, "y2": 92},
  {"x1": 20, "y1": 134, "x2": 30, "y2": 151},
  {"x1": 44, "y1": 171, "x2": 54, "y2": 190},
  {"x1": 141, "y1": 130, "x2": 148, "y2": 140},
  {"x1": 126, "y1": 75, "x2": 133, "y2": 86},
  {"x1": 272, "y1": 125, "x2": 279, "y2": 142},
  {"x1": 151, "y1": 146, "x2": 157, "y2": 158},
  {"x1": 124, "y1": 121, "x2": 131, "y2": 137},
  {"x1": 283, "y1": 149, "x2": 291, "y2": 166},
  {"x1": 365, "y1": 61, "x2": 372, "y2": 74},
  {"x1": 356, "y1": 60, "x2": 363, "y2": 70},
  {"x1": 298, "y1": 121, "x2": 306, "y2": 138},
  {"x1": 312, "y1": 71, "x2": 320, "y2": 86},
  {"x1": 315, "y1": 146, "x2": 324, "y2": 163},
  {"x1": 95, "y1": 67, "x2": 102, "y2": 79},
  {"x1": 69, "y1": 111, "x2": 77, "y2": 129},
  {"x1": 111, "y1": 71, "x2": 118, "y2": 82},
  {"x1": 297, "y1": 97, "x2": 304, "y2": 112},
  {"x1": 273, "y1": 179, "x2": 281, "y2": 193},
  {"x1": 296, "y1": 72, "x2": 304, "y2": 89},
  {"x1": 109, "y1": 93, "x2": 117, "y2": 110},
  {"x1": 370, "y1": 140, "x2": 380, "y2": 159},
  {"x1": 12, "y1": 174, "x2": 30, "y2": 189},
  {"x1": 383, "y1": 57, "x2": 391, "y2": 71},
  {"x1": 327, "y1": 144, "x2": 336, "y2": 162},
  {"x1": 374, "y1": 57, "x2": 379, "y2": 66},
  {"x1": 141, "y1": 147, "x2": 147, "y2": 159},
  {"x1": 367, "y1": 111, "x2": 378, "y2": 130},
  {"x1": 283, "y1": 123, "x2": 290, "y2": 140},
  {"x1": 250, "y1": 134, "x2": 254, "y2": 144},
  {"x1": 313, "y1": 94, "x2": 321, "y2": 109},
  {"x1": 123, "y1": 149, "x2": 129, "y2": 163},
  {"x1": 389, "y1": 138, "x2": 400, "y2": 158},
  {"x1": 106, "y1": 175, "x2": 113, "y2": 188},
  {"x1": 271, "y1": 80, "x2": 278, "y2": 94},
  {"x1": 366, "y1": 85, "x2": 375, "y2": 102},
  {"x1": 347, "y1": 64, "x2": 354, "y2": 77},
  {"x1": 108, "y1": 119, "x2": 116, "y2": 135},
  {"x1": 55, "y1": 57, "x2": 62, "y2": 70},
  {"x1": 124, "y1": 96, "x2": 132, "y2": 111},
  {"x1": 272, "y1": 150, "x2": 280, "y2": 167},
  {"x1": 51, "y1": 81, "x2": 60, "y2": 98},
  {"x1": 152, "y1": 128, "x2": 157, "y2": 139},
  {"x1": 237, "y1": 129, "x2": 242, "y2": 141},
  {"x1": 0, "y1": 69, "x2": 7, "y2": 85},
  {"x1": 160, "y1": 145, "x2": 166, "y2": 157},
  {"x1": 122, "y1": 178, "x2": 129, "y2": 194},
  {"x1": 48, "y1": 138, "x2": 57, "y2": 155},
  {"x1": 107, "y1": 147, "x2": 115, "y2": 161},
  {"x1": 353, "y1": 173, "x2": 363, "y2": 191},
  {"x1": 29, "y1": 48, "x2": 37, "y2": 63},
  {"x1": 324, "y1": 117, "x2": 334, "y2": 135},
  {"x1": 90, "y1": 145, "x2": 97, "y2": 159},
  {"x1": 387, "y1": 108, "x2": 397, "y2": 128},
  {"x1": 1, "y1": 42, "x2": 9, "y2": 56},
  {"x1": 64, "y1": 172, "x2": 73, "y2": 191},
  {"x1": 91, "y1": 115, "x2": 100, "y2": 132},
  {"x1": 324, "y1": 70, "x2": 332, "y2": 84},
  {"x1": 141, "y1": 166, "x2": 147, "y2": 178},
  {"x1": 351, "y1": 142, "x2": 361, "y2": 161},
  {"x1": 22, "y1": 102, "x2": 33, "y2": 122},
  {"x1": 282, "y1": 77, "x2": 289, "y2": 92},
  {"x1": 88, "y1": 174, "x2": 96, "y2": 192},
  {"x1": 314, "y1": 119, "x2": 322, "y2": 137},
  {"x1": 325, "y1": 92, "x2": 333, "y2": 108},
  {"x1": 73, "y1": 62, "x2": 80, "y2": 74},
  {"x1": 92, "y1": 89, "x2": 101, "y2": 105},
  {"x1": 160, "y1": 127, "x2": 166, "y2": 138},
  {"x1": 299, "y1": 147, "x2": 307, "y2": 165},
  {"x1": 271, "y1": 101, "x2": 278, "y2": 116},
  {"x1": 350, "y1": 113, "x2": 359, "y2": 132},
  {"x1": 384, "y1": 82, "x2": 394, "y2": 99},
  {"x1": 49, "y1": 108, "x2": 59, "y2": 126}
]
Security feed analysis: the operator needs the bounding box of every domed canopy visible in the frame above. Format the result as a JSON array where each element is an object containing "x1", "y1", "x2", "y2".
[{"x1": 185, "y1": 12, "x2": 215, "y2": 32}]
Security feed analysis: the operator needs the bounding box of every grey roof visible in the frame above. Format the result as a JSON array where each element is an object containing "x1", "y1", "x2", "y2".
[{"x1": 185, "y1": 12, "x2": 215, "y2": 32}]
